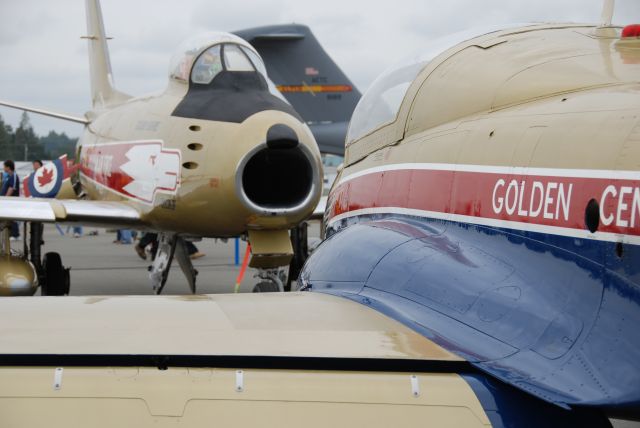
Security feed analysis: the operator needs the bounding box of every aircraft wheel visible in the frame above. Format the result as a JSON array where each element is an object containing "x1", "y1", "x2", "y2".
[
  {"x1": 286, "y1": 222, "x2": 309, "y2": 291},
  {"x1": 252, "y1": 281, "x2": 280, "y2": 293},
  {"x1": 41, "y1": 252, "x2": 69, "y2": 296}
]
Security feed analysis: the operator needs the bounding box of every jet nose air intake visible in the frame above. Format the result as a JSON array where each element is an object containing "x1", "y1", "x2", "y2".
[{"x1": 237, "y1": 124, "x2": 319, "y2": 216}]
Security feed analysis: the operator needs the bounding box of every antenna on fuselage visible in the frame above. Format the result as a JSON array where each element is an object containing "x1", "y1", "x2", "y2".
[{"x1": 600, "y1": 0, "x2": 615, "y2": 26}]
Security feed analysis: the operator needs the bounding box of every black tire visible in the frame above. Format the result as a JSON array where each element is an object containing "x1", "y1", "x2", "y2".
[
  {"x1": 286, "y1": 222, "x2": 309, "y2": 291},
  {"x1": 41, "y1": 252, "x2": 69, "y2": 296},
  {"x1": 252, "y1": 281, "x2": 281, "y2": 293}
]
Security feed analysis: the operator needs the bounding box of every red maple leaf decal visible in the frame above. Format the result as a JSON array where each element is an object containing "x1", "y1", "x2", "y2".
[{"x1": 37, "y1": 167, "x2": 54, "y2": 187}]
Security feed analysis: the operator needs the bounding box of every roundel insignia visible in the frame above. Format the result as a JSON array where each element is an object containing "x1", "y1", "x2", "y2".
[{"x1": 28, "y1": 159, "x2": 64, "y2": 198}]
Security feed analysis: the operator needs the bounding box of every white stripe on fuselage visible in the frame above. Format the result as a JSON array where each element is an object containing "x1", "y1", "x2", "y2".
[{"x1": 337, "y1": 163, "x2": 640, "y2": 187}]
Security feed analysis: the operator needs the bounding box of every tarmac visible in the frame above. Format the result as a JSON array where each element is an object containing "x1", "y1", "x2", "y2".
[
  {"x1": 28, "y1": 227, "x2": 261, "y2": 296},
  {"x1": 9, "y1": 226, "x2": 639, "y2": 427}
]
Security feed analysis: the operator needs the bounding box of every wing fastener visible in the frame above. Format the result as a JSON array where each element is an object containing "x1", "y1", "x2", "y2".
[
  {"x1": 53, "y1": 367, "x2": 64, "y2": 391},
  {"x1": 236, "y1": 370, "x2": 244, "y2": 392},
  {"x1": 410, "y1": 374, "x2": 420, "y2": 397}
]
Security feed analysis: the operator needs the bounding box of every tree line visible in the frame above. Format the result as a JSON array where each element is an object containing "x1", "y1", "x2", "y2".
[{"x1": 0, "y1": 112, "x2": 77, "y2": 161}]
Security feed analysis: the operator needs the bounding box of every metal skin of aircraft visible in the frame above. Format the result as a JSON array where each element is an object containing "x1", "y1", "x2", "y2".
[
  {"x1": 0, "y1": 5, "x2": 639, "y2": 428},
  {"x1": 0, "y1": 0, "x2": 323, "y2": 296},
  {"x1": 299, "y1": 15, "x2": 640, "y2": 427}
]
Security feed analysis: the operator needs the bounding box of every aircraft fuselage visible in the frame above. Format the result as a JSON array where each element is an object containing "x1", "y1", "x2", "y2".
[
  {"x1": 75, "y1": 81, "x2": 321, "y2": 238},
  {"x1": 302, "y1": 24, "x2": 640, "y2": 415}
]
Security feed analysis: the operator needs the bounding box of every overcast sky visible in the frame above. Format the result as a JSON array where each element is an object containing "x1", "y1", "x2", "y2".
[{"x1": 0, "y1": 0, "x2": 638, "y2": 138}]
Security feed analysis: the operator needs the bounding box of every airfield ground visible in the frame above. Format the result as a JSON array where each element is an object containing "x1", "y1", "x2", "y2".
[{"x1": 32, "y1": 227, "x2": 261, "y2": 296}]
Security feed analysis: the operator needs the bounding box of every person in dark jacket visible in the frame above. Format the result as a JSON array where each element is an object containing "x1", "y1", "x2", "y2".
[{"x1": 1, "y1": 160, "x2": 20, "y2": 239}]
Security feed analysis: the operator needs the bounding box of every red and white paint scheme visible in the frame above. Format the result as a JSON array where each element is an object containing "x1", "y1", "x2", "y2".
[
  {"x1": 327, "y1": 163, "x2": 640, "y2": 245},
  {"x1": 80, "y1": 140, "x2": 181, "y2": 204}
]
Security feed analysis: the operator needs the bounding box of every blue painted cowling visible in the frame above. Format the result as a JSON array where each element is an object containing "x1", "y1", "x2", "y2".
[{"x1": 300, "y1": 214, "x2": 640, "y2": 416}]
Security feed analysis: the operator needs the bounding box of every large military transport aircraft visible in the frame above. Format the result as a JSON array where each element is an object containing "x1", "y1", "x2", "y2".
[
  {"x1": 235, "y1": 24, "x2": 361, "y2": 156},
  {"x1": 0, "y1": 0, "x2": 323, "y2": 296}
]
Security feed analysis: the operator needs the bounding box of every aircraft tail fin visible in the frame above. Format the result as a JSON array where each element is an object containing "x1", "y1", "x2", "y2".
[
  {"x1": 234, "y1": 24, "x2": 360, "y2": 156},
  {"x1": 85, "y1": 0, "x2": 130, "y2": 108}
]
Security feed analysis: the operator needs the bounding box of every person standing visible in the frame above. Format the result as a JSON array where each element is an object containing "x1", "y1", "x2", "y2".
[
  {"x1": 1, "y1": 160, "x2": 20, "y2": 240},
  {"x1": 187, "y1": 242, "x2": 205, "y2": 260},
  {"x1": 119, "y1": 229, "x2": 133, "y2": 244},
  {"x1": 134, "y1": 232, "x2": 204, "y2": 260},
  {"x1": 135, "y1": 232, "x2": 157, "y2": 260},
  {"x1": 32, "y1": 160, "x2": 43, "y2": 171}
]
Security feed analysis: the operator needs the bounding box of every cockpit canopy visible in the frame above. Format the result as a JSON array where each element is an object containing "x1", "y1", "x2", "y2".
[
  {"x1": 168, "y1": 32, "x2": 284, "y2": 99},
  {"x1": 346, "y1": 24, "x2": 532, "y2": 145}
]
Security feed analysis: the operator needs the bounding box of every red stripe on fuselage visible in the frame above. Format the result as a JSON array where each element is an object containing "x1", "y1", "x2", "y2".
[
  {"x1": 329, "y1": 168, "x2": 640, "y2": 237},
  {"x1": 79, "y1": 141, "x2": 181, "y2": 204},
  {"x1": 80, "y1": 144, "x2": 135, "y2": 198}
]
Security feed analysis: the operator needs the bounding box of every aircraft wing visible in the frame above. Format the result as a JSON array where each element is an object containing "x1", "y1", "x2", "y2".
[
  {"x1": 0, "y1": 292, "x2": 459, "y2": 360},
  {"x1": 0, "y1": 197, "x2": 142, "y2": 228},
  {"x1": 0, "y1": 291, "x2": 613, "y2": 426}
]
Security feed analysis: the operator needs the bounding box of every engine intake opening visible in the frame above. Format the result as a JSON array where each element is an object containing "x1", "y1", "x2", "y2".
[{"x1": 241, "y1": 146, "x2": 313, "y2": 210}]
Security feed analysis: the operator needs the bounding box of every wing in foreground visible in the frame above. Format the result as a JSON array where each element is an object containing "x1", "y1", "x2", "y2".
[{"x1": 0, "y1": 292, "x2": 611, "y2": 427}]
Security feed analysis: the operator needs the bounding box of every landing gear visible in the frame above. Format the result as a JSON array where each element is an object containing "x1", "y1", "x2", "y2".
[
  {"x1": 248, "y1": 223, "x2": 310, "y2": 293},
  {"x1": 149, "y1": 234, "x2": 175, "y2": 294},
  {"x1": 41, "y1": 252, "x2": 70, "y2": 296},
  {"x1": 148, "y1": 233, "x2": 198, "y2": 294},
  {"x1": 252, "y1": 281, "x2": 281, "y2": 292},
  {"x1": 252, "y1": 268, "x2": 286, "y2": 292},
  {"x1": 286, "y1": 222, "x2": 309, "y2": 291},
  {"x1": 26, "y1": 222, "x2": 70, "y2": 296}
]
